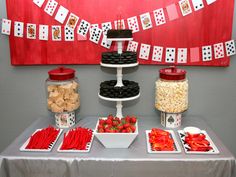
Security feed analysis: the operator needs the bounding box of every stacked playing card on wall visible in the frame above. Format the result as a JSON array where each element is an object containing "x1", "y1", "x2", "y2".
[
  {"x1": 152, "y1": 46, "x2": 163, "y2": 62},
  {"x1": 153, "y1": 8, "x2": 166, "y2": 26},
  {"x1": 39, "y1": 25, "x2": 49, "y2": 40},
  {"x1": 127, "y1": 16, "x2": 139, "y2": 33},
  {"x1": 165, "y1": 48, "x2": 176, "y2": 63},
  {"x1": 26, "y1": 23, "x2": 36, "y2": 39},
  {"x1": 64, "y1": 26, "x2": 74, "y2": 41},
  {"x1": 33, "y1": 0, "x2": 46, "y2": 8},
  {"x1": 127, "y1": 41, "x2": 139, "y2": 52},
  {"x1": 14, "y1": 21, "x2": 24, "y2": 37},
  {"x1": 139, "y1": 43, "x2": 151, "y2": 60},
  {"x1": 140, "y1": 12, "x2": 152, "y2": 30},
  {"x1": 52, "y1": 25, "x2": 61, "y2": 41},
  {"x1": 1, "y1": 19, "x2": 11, "y2": 35},
  {"x1": 89, "y1": 27, "x2": 102, "y2": 44},
  {"x1": 166, "y1": 4, "x2": 179, "y2": 21},
  {"x1": 213, "y1": 43, "x2": 224, "y2": 59},
  {"x1": 114, "y1": 19, "x2": 125, "y2": 29},
  {"x1": 225, "y1": 40, "x2": 236, "y2": 56},
  {"x1": 77, "y1": 19, "x2": 90, "y2": 40},
  {"x1": 202, "y1": 45, "x2": 212, "y2": 61},
  {"x1": 101, "y1": 22, "x2": 112, "y2": 34},
  {"x1": 190, "y1": 47, "x2": 200, "y2": 62},
  {"x1": 55, "y1": 6, "x2": 69, "y2": 24},
  {"x1": 66, "y1": 13, "x2": 79, "y2": 30},
  {"x1": 101, "y1": 22, "x2": 112, "y2": 48},
  {"x1": 89, "y1": 24, "x2": 99, "y2": 36},
  {"x1": 44, "y1": 0, "x2": 58, "y2": 16},
  {"x1": 177, "y1": 48, "x2": 187, "y2": 63},
  {"x1": 191, "y1": 0, "x2": 204, "y2": 11},
  {"x1": 179, "y1": 0, "x2": 192, "y2": 16}
]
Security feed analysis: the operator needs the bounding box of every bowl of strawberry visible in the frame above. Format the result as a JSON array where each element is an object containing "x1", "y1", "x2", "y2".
[{"x1": 94, "y1": 115, "x2": 138, "y2": 148}]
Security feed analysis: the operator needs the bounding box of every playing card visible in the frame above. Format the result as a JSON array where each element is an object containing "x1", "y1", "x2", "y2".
[
  {"x1": 33, "y1": 0, "x2": 46, "y2": 7},
  {"x1": 114, "y1": 19, "x2": 125, "y2": 29},
  {"x1": 127, "y1": 41, "x2": 139, "y2": 52},
  {"x1": 213, "y1": 43, "x2": 224, "y2": 59},
  {"x1": 44, "y1": 0, "x2": 58, "y2": 16},
  {"x1": 52, "y1": 25, "x2": 61, "y2": 41},
  {"x1": 101, "y1": 22, "x2": 112, "y2": 34},
  {"x1": 166, "y1": 4, "x2": 179, "y2": 21},
  {"x1": 101, "y1": 34, "x2": 112, "y2": 49},
  {"x1": 89, "y1": 27, "x2": 102, "y2": 44},
  {"x1": 27, "y1": 23, "x2": 36, "y2": 39},
  {"x1": 127, "y1": 16, "x2": 139, "y2": 33},
  {"x1": 77, "y1": 19, "x2": 90, "y2": 38},
  {"x1": 191, "y1": 0, "x2": 204, "y2": 11},
  {"x1": 89, "y1": 24, "x2": 99, "y2": 36},
  {"x1": 1, "y1": 19, "x2": 11, "y2": 35},
  {"x1": 165, "y1": 48, "x2": 176, "y2": 63},
  {"x1": 14, "y1": 21, "x2": 24, "y2": 38},
  {"x1": 225, "y1": 40, "x2": 236, "y2": 56},
  {"x1": 55, "y1": 6, "x2": 69, "y2": 24},
  {"x1": 152, "y1": 46, "x2": 163, "y2": 62},
  {"x1": 190, "y1": 47, "x2": 200, "y2": 62},
  {"x1": 202, "y1": 45, "x2": 212, "y2": 61},
  {"x1": 64, "y1": 26, "x2": 74, "y2": 41},
  {"x1": 139, "y1": 43, "x2": 151, "y2": 60},
  {"x1": 179, "y1": 0, "x2": 192, "y2": 16},
  {"x1": 66, "y1": 13, "x2": 79, "y2": 29},
  {"x1": 39, "y1": 25, "x2": 48, "y2": 40},
  {"x1": 205, "y1": 0, "x2": 216, "y2": 5},
  {"x1": 177, "y1": 48, "x2": 187, "y2": 63},
  {"x1": 153, "y1": 8, "x2": 166, "y2": 26},
  {"x1": 140, "y1": 12, "x2": 152, "y2": 30}
]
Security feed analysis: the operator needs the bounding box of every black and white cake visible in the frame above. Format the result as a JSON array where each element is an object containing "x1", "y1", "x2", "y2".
[
  {"x1": 107, "y1": 29, "x2": 132, "y2": 39},
  {"x1": 102, "y1": 51, "x2": 137, "y2": 64},
  {"x1": 100, "y1": 80, "x2": 140, "y2": 98}
]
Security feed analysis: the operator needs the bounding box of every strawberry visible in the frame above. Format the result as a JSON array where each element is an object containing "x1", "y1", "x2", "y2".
[
  {"x1": 98, "y1": 128, "x2": 104, "y2": 133},
  {"x1": 117, "y1": 124, "x2": 124, "y2": 131},
  {"x1": 125, "y1": 116, "x2": 131, "y2": 123},
  {"x1": 130, "y1": 117, "x2": 137, "y2": 124},
  {"x1": 107, "y1": 114, "x2": 114, "y2": 120},
  {"x1": 121, "y1": 129, "x2": 127, "y2": 133},
  {"x1": 126, "y1": 127, "x2": 133, "y2": 133},
  {"x1": 112, "y1": 120, "x2": 119, "y2": 126},
  {"x1": 130, "y1": 125, "x2": 136, "y2": 132},
  {"x1": 123, "y1": 123, "x2": 130, "y2": 129},
  {"x1": 99, "y1": 119, "x2": 105, "y2": 125},
  {"x1": 98, "y1": 124, "x2": 104, "y2": 129},
  {"x1": 106, "y1": 119, "x2": 112, "y2": 125}
]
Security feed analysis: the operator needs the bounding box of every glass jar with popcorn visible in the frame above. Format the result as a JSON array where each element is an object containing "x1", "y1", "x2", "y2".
[
  {"x1": 155, "y1": 66, "x2": 188, "y2": 128},
  {"x1": 46, "y1": 67, "x2": 80, "y2": 128}
]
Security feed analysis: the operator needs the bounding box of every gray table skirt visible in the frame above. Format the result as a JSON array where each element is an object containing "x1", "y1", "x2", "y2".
[{"x1": 0, "y1": 115, "x2": 235, "y2": 177}]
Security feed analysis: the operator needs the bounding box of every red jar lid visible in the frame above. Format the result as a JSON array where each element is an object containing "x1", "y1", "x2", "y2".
[
  {"x1": 48, "y1": 66, "x2": 75, "y2": 81},
  {"x1": 159, "y1": 66, "x2": 186, "y2": 80}
]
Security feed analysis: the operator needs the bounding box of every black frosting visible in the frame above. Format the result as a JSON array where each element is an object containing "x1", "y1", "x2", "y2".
[
  {"x1": 107, "y1": 29, "x2": 132, "y2": 38},
  {"x1": 101, "y1": 51, "x2": 137, "y2": 64}
]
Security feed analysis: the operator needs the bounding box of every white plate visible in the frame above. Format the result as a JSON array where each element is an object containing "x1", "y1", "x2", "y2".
[
  {"x1": 20, "y1": 128, "x2": 63, "y2": 152},
  {"x1": 178, "y1": 130, "x2": 220, "y2": 154},
  {"x1": 145, "y1": 130, "x2": 181, "y2": 153},
  {"x1": 183, "y1": 127, "x2": 201, "y2": 135},
  {"x1": 57, "y1": 130, "x2": 94, "y2": 153}
]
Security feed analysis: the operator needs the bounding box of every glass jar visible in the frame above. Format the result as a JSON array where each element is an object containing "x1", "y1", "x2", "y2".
[
  {"x1": 46, "y1": 67, "x2": 80, "y2": 128},
  {"x1": 155, "y1": 67, "x2": 188, "y2": 113}
]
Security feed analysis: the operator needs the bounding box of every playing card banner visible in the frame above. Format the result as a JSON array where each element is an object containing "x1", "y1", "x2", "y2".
[{"x1": 2, "y1": 0, "x2": 235, "y2": 66}]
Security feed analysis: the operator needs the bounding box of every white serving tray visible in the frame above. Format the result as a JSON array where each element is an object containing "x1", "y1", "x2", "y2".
[
  {"x1": 20, "y1": 128, "x2": 63, "y2": 152},
  {"x1": 57, "y1": 130, "x2": 94, "y2": 153},
  {"x1": 145, "y1": 130, "x2": 181, "y2": 153},
  {"x1": 178, "y1": 130, "x2": 220, "y2": 154}
]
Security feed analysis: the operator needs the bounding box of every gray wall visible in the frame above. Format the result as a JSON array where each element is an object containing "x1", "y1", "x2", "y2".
[{"x1": 1, "y1": 0, "x2": 236, "y2": 156}]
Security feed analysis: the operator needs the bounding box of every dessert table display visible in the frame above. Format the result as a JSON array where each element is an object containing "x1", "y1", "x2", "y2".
[{"x1": 0, "y1": 116, "x2": 235, "y2": 177}]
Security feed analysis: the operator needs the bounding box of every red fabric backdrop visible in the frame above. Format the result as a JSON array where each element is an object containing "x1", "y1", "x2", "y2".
[{"x1": 6, "y1": 0, "x2": 235, "y2": 66}]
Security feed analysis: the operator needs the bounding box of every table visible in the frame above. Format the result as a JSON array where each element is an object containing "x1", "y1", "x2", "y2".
[{"x1": 0, "y1": 116, "x2": 235, "y2": 177}]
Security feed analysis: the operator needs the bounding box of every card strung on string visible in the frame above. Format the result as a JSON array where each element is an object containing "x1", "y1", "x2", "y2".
[
  {"x1": 190, "y1": 47, "x2": 200, "y2": 62},
  {"x1": 66, "y1": 13, "x2": 79, "y2": 30},
  {"x1": 89, "y1": 24, "x2": 99, "y2": 36},
  {"x1": 44, "y1": 0, "x2": 58, "y2": 16},
  {"x1": 205, "y1": 0, "x2": 217, "y2": 5},
  {"x1": 166, "y1": 4, "x2": 179, "y2": 21},
  {"x1": 153, "y1": 8, "x2": 166, "y2": 26},
  {"x1": 152, "y1": 46, "x2": 163, "y2": 62},
  {"x1": 213, "y1": 43, "x2": 224, "y2": 59},
  {"x1": 114, "y1": 19, "x2": 125, "y2": 29},
  {"x1": 225, "y1": 40, "x2": 236, "y2": 56},
  {"x1": 52, "y1": 25, "x2": 61, "y2": 41},
  {"x1": 33, "y1": 0, "x2": 46, "y2": 7},
  {"x1": 55, "y1": 6, "x2": 69, "y2": 24},
  {"x1": 77, "y1": 19, "x2": 90, "y2": 40},
  {"x1": 89, "y1": 27, "x2": 102, "y2": 44},
  {"x1": 192, "y1": 0, "x2": 204, "y2": 11},
  {"x1": 101, "y1": 22, "x2": 112, "y2": 34},
  {"x1": 39, "y1": 25, "x2": 49, "y2": 40},
  {"x1": 177, "y1": 48, "x2": 188, "y2": 63},
  {"x1": 101, "y1": 34, "x2": 112, "y2": 49},
  {"x1": 64, "y1": 26, "x2": 74, "y2": 41},
  {"x1": 14, "y1": 21, "x2": 24, "y2": 38},
  {"x1": 139, "y1": 43, "x2": 151, "y2": 60},
  {"x1": 127, "y1": 41, "x2": 139, "y2": 52},
  {"x1": 1, "y1": 19, "x2": 11, "y2": 35},
  {"x1": 26, "y1": 23, "x2": 36, "y2": 39},
  {"x1": 179, "y1": 0, "x2": 192, "y2": 16},
  {"x1": 202, "y1": 45, "x2": 212, "y2": 61},
  {"x1": 140, "y1": 12, "x2": 153, "y2": 30},
  {"x1": 127, "y1": 16, "x2": 139, "y2": 33},
  {"x1": 165, "y1": 48, "x2": 176, "y2": 63}
]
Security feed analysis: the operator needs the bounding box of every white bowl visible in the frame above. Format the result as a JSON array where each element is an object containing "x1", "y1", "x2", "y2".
[
  {"x1": 183, "y1": 126, "x2": 201, "y2": 135},
  {"x1": 94, "y1": 117, "x2": 138, "y2": 148}
]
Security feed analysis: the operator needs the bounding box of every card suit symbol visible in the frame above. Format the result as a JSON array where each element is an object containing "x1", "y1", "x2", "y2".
[{"x1": 168, "y1": 116, "x2": 174, "y2": 124}]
